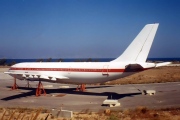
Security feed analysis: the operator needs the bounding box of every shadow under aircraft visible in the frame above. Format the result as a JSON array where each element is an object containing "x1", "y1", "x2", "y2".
[{"x1": 1, "y1": 85, "x2": 141, "y2": 101}]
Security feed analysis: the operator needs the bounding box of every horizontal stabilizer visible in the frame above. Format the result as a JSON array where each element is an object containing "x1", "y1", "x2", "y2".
[{"x1": 156, "y1": 62, "x2": 172, "y2": 67}]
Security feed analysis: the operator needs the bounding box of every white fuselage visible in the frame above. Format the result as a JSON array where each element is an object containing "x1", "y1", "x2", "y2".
[
  {"x1": 5, "y1": 23, "x2": 160, "y2": 85},
  {"x1": 8, "y1": 62, "x2": 155, "y2": 84}
]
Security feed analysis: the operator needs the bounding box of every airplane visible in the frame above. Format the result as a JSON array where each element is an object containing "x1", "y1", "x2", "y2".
[{"x1": 4, "y1": 23, "x2": 171, "y2": 96}]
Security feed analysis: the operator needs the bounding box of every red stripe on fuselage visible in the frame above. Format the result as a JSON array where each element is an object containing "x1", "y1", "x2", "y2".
[{"x1": 9, "y1": 67, "x2": 149, "y2": 72}]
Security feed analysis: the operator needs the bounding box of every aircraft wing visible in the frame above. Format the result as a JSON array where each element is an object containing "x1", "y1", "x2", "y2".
[{"x1": 4, "y1": 71, "x2": 69, "y2": 81}]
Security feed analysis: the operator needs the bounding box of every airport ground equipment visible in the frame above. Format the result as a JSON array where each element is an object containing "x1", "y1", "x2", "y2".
[{"x1": 103, "y1": 99, "x2": 121, "y2": 107}]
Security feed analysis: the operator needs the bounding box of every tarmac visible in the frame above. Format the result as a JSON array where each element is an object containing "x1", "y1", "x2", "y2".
[{"x1": 0, "y1": 68, "x2": 180, "y2": 112}]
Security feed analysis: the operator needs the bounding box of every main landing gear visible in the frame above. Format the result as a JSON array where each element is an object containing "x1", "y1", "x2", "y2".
[
  {"x1": 36, "y1": 80, "x2": 46, "y2": 97},
  {"x1": 25, "y1": 79, "x2": 32, "y2": 88},
  {"x1": 76, "y1": 84, "x2": 86, "y2": 92}
]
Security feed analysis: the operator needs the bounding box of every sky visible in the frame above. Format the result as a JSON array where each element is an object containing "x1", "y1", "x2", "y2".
[{"x1": 0, "y1": 0, "x2": 180, "y2": 59}]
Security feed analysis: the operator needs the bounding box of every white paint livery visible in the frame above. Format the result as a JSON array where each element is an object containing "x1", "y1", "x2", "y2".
[{"x1": 5, "y1": 23, "x2": 171, "y2": 84}]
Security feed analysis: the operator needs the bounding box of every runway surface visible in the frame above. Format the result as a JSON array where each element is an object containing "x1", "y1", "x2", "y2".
[{"x1": 0, "y1": 69, "x2": 180, "y2": 112}]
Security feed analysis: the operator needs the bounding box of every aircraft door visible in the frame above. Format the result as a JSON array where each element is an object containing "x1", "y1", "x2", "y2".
[
  {"x1": 102, "y1": 65, "x2": 109, "y2": 76},
  {"x1": 68, "y1": 66, "x2": 71, "y2": 74}
]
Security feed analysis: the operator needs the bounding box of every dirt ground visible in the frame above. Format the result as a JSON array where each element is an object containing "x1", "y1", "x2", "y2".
[
  {"x1": 0, "y1": 107, "x2": 180, "y2": 120},
  {"x1": 105, "y1": 66, "x2": 180, "y2": 85}
]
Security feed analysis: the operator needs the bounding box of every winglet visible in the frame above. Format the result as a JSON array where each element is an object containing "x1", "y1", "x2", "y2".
[{"x1": 111, "y1": 23, "x2": 159, "y2": 62}]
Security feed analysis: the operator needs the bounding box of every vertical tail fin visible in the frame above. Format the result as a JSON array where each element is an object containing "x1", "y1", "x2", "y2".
[{"x1": 111, "y1": 23, "x2": 159, "y2": 62}]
